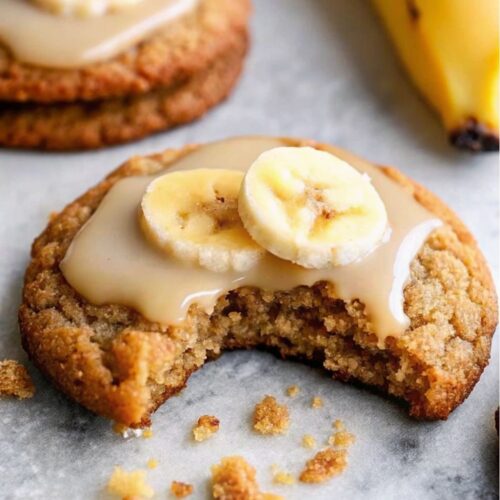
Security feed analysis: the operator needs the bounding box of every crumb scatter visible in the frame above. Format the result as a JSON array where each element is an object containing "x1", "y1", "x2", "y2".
[
  {"x1": 271, "y1": 465, "x2": 295, "y2": 485},
  {"x1": 329, "y1": 431, "x2": 355, "y2": 447},
  {"x1": 193, "y1": 415, "x2": 220, "y2": 442},
  {"x1": 146, "y1": 458, "x2": 158, "y2": 469},
  {"x1": 142, "y1": 428, "x2": 153, "y2": 439},
  {"x1": 253, "y1": 395, "x2": 289, "y2": 435},
  {"x1": 302, "y1": 434, "x2": 316, "y2": 449},
  {"x1": 212, "y1": 456, "x2": 278, "y2": 499},
  {"x1": 299, "y1": 448, "x2": 348, "y2": 484},
  {"x1": 311, "y1": 396, "x2": 323, "y2": 409},
  {"x1": 106, "y1": 466, "x2": 154, "y2": 499},
  {"x1": 333, "y1": 419, "x2": 345, "y2": 431},
  {"x1": 170, "y1": 481, "x2": 193, "y2": 498},
  {"x1": 0, "y1": 360, "x2": 35, "y2": 399},
  {"x1": 286, "y1": 385, "x2": 300, "y2": 397}
]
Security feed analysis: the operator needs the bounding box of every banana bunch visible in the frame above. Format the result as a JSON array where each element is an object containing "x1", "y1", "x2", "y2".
[
  {"x1": 140, "y1": 147, "x2": 389, "y2": 272},
  {"x1": 32, "y1": 0, "x2": 142, "y2": 17},
  {"x1": 372, "y1": 0, "x2": 499, "y2": 152}
]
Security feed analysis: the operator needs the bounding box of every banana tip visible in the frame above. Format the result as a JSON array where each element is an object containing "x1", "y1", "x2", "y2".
[{"x1": 449, "y1": 118, "x2": 499, "y2": 152}]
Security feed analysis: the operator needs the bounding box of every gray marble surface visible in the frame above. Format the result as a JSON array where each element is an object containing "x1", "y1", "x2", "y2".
[{"x1": 0, "y1": 1, "x2": 498, "y2": 499}]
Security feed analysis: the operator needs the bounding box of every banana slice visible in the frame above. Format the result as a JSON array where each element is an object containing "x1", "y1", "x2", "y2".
[
  {"x1": 32, "y1": 0, "x2": 143, "y2": 17},
  {"x1": 238, "y1": 147, "x2": 389, "y2": 269},
  {"x1": 140, "y1": 169, "x2": 265, "y2": 273}
]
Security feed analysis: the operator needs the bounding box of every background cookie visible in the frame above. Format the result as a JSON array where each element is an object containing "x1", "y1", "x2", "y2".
[
  {"x1": 18, "y1": 138, "x2": 497, "y2": 427},
  {"x1": 0, "y1": 0, "x2": 250, "y2": 149},
  {"x1": 0, "y1": 37, "x2": 246, "y2": 150},
  {"x1": 0, "y1": 0, "x2": 250, "y2": 103}
]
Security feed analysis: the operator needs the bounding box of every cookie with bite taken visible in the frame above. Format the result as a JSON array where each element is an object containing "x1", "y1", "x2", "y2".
[{"x1": 19, "y1": 136, "x2": 497, "y2": 426}]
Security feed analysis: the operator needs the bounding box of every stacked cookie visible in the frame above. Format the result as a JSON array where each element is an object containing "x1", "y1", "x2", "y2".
[{"x1": 0, "y1": 0, "x2": 250, "y2": 150}]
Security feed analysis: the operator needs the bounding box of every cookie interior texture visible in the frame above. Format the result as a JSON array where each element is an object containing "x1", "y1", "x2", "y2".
[{"x1": 19, "y1": 140, "x2": 497, "y2": 426}]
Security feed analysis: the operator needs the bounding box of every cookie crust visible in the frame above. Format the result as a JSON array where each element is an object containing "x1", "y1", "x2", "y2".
[
  {"x1": 0, "y1": 34, "x2": 246, "y2": 150},
  {"x1": 18, "y1": 138, "x2": 498, "y2": 426},
  {"x1": 0, "y1": 0, "x2": 251, "y2": 103}
]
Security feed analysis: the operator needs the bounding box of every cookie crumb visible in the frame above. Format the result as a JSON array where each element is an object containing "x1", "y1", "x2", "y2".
[
  {"x1": 146, "y1": 458, "x2": 158, "y2": 469},
  {"x1": 170, "y1": 481, "x2": 193, "y2": 498},
  {"x1": 142, "y1": 427, "x2": 153, "y2": 439},
  {"x1": 311, "y1": 396, "x2": 323, "y2": 409},
  {"x1": 106, "y1": 466, "x2": 154, "y2": 499},
  {"x1": 0, "y1": 360, "x2": 35, "y2": 399},
  {"x1": 253, "y1": 395, "x2": 289, "y2": 435},
  {"x1": 271, "y1": 465, "x2": 295, "y2": 485},
  {"x1": 299, "y1": 448, "x2": 347, "y2": 483},
  {"x1": 192, "y1": 415, "x2": 220, "y2": 442},
  {"x1": 302, "y1": 434, "x2": 316, "y2": 449},
  {"x1": 211, "y1": 456, "x2": 261, "y2": 499},
  {"x1": 328, "y1": 431, "x2": 355, "y2": 447},
  {"x1": 333, "y1": 419, "x2": 345, "y2": 431},
  {"x1": 286, "y1": 385, "x2": 300, "y2": 397}
]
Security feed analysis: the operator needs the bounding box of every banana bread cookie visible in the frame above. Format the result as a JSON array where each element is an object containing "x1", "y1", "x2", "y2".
[
  {"x1": 0, "y1": 0, "x2": 250, "y2": 149},
  {"x1": 18, "y1": 137, "x2": 497, "y2": 426}
]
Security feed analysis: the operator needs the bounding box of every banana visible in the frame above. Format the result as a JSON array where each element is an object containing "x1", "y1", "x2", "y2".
[
  {"x1": 140, "y1": 169, "x2": 264, "y2": 273},
  {"x1": 238, "y1": 147, "x2": 389, "y2": 269},
  {"x1": 32, "y1": 0, "x2": 142, "y2": 17},
  {"x1": 372, "y1": 0, "x2": 499, "y2": 151}
]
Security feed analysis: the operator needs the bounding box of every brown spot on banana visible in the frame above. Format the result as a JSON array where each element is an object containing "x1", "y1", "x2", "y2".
[{"x1": 406, "y1": 0, "x2": 420, "y2": 22}]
